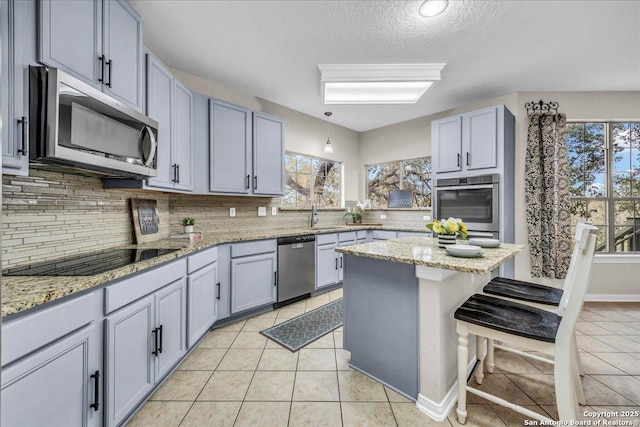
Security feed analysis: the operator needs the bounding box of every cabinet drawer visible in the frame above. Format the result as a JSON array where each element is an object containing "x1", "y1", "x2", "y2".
[
  {"x1": 339, "y1": 231, "x2": 357, "y2": 242},
  {"x1": 316, "y1": 233, "x2": 338, "y2": 245},
  {"x1": 231, "y1": 239, "x2": 276, "y2": 258},
  {"x1": 2, "y1": 291, "x2": 98, "y2": 366},
  {"x1": 372, "y1": 230, "x2": 397, "y2": 240},
  {"x1": 105, "y1": 258, "x2": 187, "y2": 314},
  {"x1": 356, "y1": 230, "x2": 368, "y2": 240},
  {"x1": 188, "y1": 246, "x2": 218, "y2": 274}
]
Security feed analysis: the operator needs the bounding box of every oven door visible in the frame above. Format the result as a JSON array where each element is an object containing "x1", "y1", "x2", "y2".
[{"x1": 435, "y1": 184, "x2": 499, "y2": 232}]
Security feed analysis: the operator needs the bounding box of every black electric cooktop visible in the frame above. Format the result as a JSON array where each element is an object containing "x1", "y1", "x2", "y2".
[{"x1": 3, "y1": 248, "x2": 181, "y2": 277}]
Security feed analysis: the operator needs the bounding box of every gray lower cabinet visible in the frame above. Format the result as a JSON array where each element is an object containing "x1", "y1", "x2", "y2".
[
  {"x1": 216, "y1": 244, "x2": 232, "y2": 320},
  {"x1": 316, "y1": 242, "x2": 339, "y2": 289},
  {"x1": 105, "y1": 278, "x2": 187, "y2": 427},
  {"x1": 372, "y1": 230, "x2": 398, "y2": 241},
  {"x1": 338, "y1": 238, "x2": 356, "y2": 282},
  {"x1": 38, "y1": 0, "x2": 143, "y2": 111},
  {"x1": 187, "y1": 262, "x2": 218, "y2": 348},
  {"x1": 1, "y1": 322, "x2": 102, "y2": 427},
  {"x1": 231, "y1": 252, "x2": 277, "y2": 314}
]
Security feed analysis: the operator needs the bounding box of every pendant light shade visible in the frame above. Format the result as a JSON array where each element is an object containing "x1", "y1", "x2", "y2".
[{"x1": 324, "y1": 112, "x2": 334, "y2": 153}]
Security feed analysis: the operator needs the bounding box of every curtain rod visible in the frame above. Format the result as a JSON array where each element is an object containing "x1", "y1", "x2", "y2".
[{"x1": 525, "y1": 100, "x2": 559, "y2": 117}]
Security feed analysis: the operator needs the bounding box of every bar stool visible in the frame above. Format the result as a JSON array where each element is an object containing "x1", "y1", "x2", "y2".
[
  {"x1": 454, "y1": 224, "x2": 598, "y2": 424},
  {"x1": 480, "y1": 223, "x2": 592, "y2": 380}
]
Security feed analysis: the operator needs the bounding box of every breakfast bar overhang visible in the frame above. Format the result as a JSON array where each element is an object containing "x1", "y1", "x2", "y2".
[{"x1": 336, "y1": 237, "x2": 522, "y2": 421}]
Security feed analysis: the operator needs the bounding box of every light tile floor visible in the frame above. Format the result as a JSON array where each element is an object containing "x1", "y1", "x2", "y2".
[{"x1": 127, "y1": 292, "x2": 640, "y2": 427}]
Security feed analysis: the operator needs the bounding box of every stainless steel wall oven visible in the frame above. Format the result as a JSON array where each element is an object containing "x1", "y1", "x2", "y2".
[{"x1": 434, "y1": 174, "x2": 500, "y2": 233}]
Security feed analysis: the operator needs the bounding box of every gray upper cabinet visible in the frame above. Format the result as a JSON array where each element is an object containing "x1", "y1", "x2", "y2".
[
  {"x1": 209, "y1": 100, "x2": 252, "y2": 194},
  {"x1": 102, "y1": 0, "x2": 143, "y2": 109},
  {"x1": 432, "y1": 115, "x2": 462, "y2": 173},
  {"x1": 2, "y1": 0, "x2": 36, "y2": 176},
  {"x1": 145, "y1": 55, "x2": 193, "y2": 192},
  {"x1": 208, "y1": 100, "x2": 285, "y2": 196},
  {"x1": 464, "y1": 107, "x2": 497, "y2": 170},
  {"x1": 39, "y1": 0, "x2": 143, "y2": 111},
  {"x1": 253, "y1": 112, "x2": 285, "y2": 195},
  {"x1": 1, "y1": 323, "x2": 102, "y2": 427}
]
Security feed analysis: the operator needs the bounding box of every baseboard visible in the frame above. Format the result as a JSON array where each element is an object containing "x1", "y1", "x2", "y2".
[
  {"x1": 585, "y1": 294, "x2": 640, "y2": 302},
  {"x1": 415, "y1": 359, "x2": 476, "y2": 421}
]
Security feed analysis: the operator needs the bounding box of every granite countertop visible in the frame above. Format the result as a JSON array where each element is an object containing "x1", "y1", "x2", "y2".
[
  {"x1": 335, "y1": 237, "x2": 523, "y2": 275},
  {"x1": 2, "y1": 225, "x2": 429, "y2": 318}
]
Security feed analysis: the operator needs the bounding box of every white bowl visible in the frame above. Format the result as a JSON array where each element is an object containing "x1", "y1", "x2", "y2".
[{"x1": 468, "y1": 238, "x2": 500, "y2": 248}]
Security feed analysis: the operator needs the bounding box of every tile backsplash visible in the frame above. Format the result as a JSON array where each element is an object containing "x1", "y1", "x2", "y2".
[{"x1": 2, "y1": 170, "x2": 430, "y2": 269}]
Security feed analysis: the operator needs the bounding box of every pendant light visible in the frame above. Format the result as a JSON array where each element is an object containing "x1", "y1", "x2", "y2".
[
  {"x1": 418, "y1": 0, "x2": 448, "y2": 17},
  {"x1": 324, "y1": 112, "x2": 334, "y2": 153}
]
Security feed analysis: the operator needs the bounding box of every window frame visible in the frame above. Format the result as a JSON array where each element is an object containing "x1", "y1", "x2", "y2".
[
  {"x1": 567, "y1": 121, "x2": 640, "y2": 254},
  {"x1": 283, "y1": 151, "x2": 342, "y2": 208},
  {"x1": 365, "y1": 156, "x2": 432, "y2": 208}
]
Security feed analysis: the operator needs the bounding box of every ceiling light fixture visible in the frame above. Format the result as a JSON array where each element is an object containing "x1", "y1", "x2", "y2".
[
  {"x1": 324, "y1": 112, "x2": 334, "y2": 154},
  {"x1": 318, "y1": 64, "x2": 446, "y2": 105},
  {"x1": 418, "y1": 0, "x2": 449, "y2": 17}
]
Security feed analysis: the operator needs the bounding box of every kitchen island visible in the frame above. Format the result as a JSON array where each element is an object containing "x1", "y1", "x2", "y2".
[{"x1": 336, "y1": 237, "x2": 522, "y2": 421}]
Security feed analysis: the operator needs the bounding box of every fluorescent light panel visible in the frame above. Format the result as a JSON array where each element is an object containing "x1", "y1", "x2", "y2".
[
  {"x1": 318, "y1": 63, "x2": 445, "y2": 105},
  {"x1": 324, "y1": 82, "x2": 433, "y2": 104}
]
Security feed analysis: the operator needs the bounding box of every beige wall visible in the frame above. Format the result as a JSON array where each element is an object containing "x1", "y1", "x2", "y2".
[{"x1": 170, "y1": 69, "x2": 361, "y2": 201}]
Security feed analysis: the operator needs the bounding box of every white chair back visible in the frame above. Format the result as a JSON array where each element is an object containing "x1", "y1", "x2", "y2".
[{"x1": 555, "y1": 222, "x2": 593, "y2": 317}]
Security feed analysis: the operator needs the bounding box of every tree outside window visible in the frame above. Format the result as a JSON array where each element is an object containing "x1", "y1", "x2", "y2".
[
  {"x1": 567, "y1": 122, "x2": 640, "y2": 252},
  {"x1": 283, "y1": 153, "x2": 341, "y2": 207},
  {"x1": 366, "y1": 157, "x2": 431, "y2": 207}
]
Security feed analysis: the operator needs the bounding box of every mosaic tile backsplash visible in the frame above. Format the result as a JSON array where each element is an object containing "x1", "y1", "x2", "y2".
[{"x1": 2, "y1": 170, "x2": 429, "y2": 269}]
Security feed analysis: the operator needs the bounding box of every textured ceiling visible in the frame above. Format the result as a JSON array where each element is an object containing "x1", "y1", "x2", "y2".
[{"x1": 130, "y1": 0, "x2": 640, "y2": 132}]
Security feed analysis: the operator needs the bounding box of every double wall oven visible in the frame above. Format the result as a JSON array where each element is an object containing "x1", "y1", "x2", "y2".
[{"x1": 434, "y1": 174, "x2": 500, "y2": 238}]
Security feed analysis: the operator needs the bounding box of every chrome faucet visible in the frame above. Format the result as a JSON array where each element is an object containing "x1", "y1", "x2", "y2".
[{"x1": 310, "y1": 205, "x2": 319, "y2": 228}]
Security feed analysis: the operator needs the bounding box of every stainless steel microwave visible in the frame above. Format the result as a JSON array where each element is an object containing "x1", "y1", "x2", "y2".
[
  {"x1": 434, "y1": 174, "x2": 500, "y2": 232},
  {"x1": 29, "y1": 66, "x2": 158, "y2": 178}
]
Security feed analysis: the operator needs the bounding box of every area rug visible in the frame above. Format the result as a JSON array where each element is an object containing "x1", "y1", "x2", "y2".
[{"x1": 260, "y1": 299, "x2": 343, "y2": 352}]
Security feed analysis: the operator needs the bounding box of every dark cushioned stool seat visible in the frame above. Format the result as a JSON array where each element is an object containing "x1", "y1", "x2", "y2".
[
  {"x1": 484, "y1": 277, "x2": 563, "y2": 306},
  {"x1": 454, "y1": 294, "x2": 561, "y2": 343}
]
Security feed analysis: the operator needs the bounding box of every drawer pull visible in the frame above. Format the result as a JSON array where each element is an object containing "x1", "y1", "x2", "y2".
[{"x1": 90, "y1": 370, "x2": 100, "y2": 411}]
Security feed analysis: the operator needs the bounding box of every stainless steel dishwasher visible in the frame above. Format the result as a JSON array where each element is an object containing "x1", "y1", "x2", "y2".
[{"x1": 276, "y1": 234, "x2": 316, "y2": 308}]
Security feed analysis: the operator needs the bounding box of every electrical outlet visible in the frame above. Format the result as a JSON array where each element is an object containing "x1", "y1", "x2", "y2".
[
  {"x1": 423, "y1": 215, "x2": 430, "y2": 221},
  {"x1": 271, "y1": 207, "x2": 277, "y2": 216},
  {"x1": 380, "y1": 214, "x2": 387, "y2": 219},
  {"x1": 229, "y1": 208, "x2": 236, "y2": 217},
  {"x1": 258, "y1": 207, "x2": 267, "y2": 217}
]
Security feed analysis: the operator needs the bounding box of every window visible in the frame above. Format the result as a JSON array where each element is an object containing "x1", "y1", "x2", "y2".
[
  {"x1": 567, "y1": 122, "x2": 640, "y2": 252},
  {"x1": 283, "y1": 153, "x2": 341, "y2": 207},
  {"x1": 366, "y1": 157, "x2": 431, "y2": 207}
]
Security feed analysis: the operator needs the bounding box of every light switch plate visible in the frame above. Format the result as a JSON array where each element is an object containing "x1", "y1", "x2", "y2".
[
  {"x1": 258, "y1": 207, "x2": 267, "y2": 216},
  {"x1": 423, "y1": 215, "x2": 430, "y2": 221},
  {"x1": 230, "y1": 208, "x2": 236, "y2": 217},
  {"x1": 380, "y1": 214, "x2": 387, "y2": 219},
  {"x1": 271, "y1": 207, "x2": 277, "y2": 216}
]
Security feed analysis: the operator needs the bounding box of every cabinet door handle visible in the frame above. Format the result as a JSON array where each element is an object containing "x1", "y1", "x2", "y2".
[
  {"x1": 335, "y1": 258, "x2": 338, "y2": 270},
  {"x1": 245, "y1": 175, "x2": 250, "y2": 189},
  {"x1": 172, "y1": 164, "x2": 178, "y2": 183},
  {"x1": 253, "y1": 176, "x2": 257, "y2": 190},
  {"x1": 216, "y1": 282, "x2": 221, "y2": 300},
  {"x1": 17, "y1": 116, "x2": 28, "y2": 155},
  {"x1": 274, "y1": 271, "x2": 277, "y2": 286},
  {"x1": 106, "y1": 59, "x2": 113, "y2": 88},
  {"x1": 158, "y1": 325, "x2": 163, "y2": 354},
  {"x1": 466, "y1": 152, "x2": 470, "y2": 166},
  {"x1": 151, "y1": 328, "x2": 159, "y2": 356},
  {"x1": 176, "y1": 164, "x2": 180, "y2": 183},
  {"x1": 457, "y1": 153, "x2": 460, "y2": 167},
  {"x1": 90, "y1": 370, "x2": 100, "y2": 411},
  {"x1": 340, "y1": 256, "x2": 343, "y2": 269},
  {"x1": 98, "y1": 55, "x2": 106, "y2": 83}
]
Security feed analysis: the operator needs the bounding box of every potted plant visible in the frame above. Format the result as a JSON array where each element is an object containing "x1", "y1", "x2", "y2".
[
  {"x1": 427, "y1": 217, "x2": 468, "y2": 248},
  {"x1": 343, "y1": 199, "x2": 371, "y2": 224},
  {"x1": 180, "y1": 217, "x2": 196, "y2": 233}
]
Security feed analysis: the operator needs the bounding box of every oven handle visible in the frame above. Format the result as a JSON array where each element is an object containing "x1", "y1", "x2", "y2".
[{"x1": 436, "y1": 184, "x2": 495, "y2": 191}]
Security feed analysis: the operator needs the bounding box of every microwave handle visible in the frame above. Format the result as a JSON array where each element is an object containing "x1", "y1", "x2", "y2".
[{"x1": 141, "y1": 126, "x2": 157, "y2": 167}]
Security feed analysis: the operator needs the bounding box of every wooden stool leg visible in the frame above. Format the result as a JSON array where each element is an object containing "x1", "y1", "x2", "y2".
[
  {"x1": 475, "y1": 336, "x2": 485, "y2": 384},
  {"x1": 571, "y1": 340, "x2": 586, "y2": 405},
  {"x1": 486, "y1": 339, "x2": 495, "y2": 373},
  {"x1": 457, "y1": 327, "x2": 469, "y2": 424},
  {"x1": 573, "y1": 333, "x2": 585, "y2": 377}
]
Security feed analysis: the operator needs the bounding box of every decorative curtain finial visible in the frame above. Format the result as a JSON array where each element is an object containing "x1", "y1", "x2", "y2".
[{"x1": 525, "y1": 100, "x2": 559, "y2": 117}]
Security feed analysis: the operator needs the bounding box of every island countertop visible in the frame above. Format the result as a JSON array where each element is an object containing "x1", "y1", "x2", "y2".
[{"x1": 336, "y1": 237, "x2": 523, "y2": 274}]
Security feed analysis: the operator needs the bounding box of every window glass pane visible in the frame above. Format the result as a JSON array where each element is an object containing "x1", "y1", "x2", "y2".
[
  {"x1": 367, "y1": 162, "x2": 401, "y2": 207},
  {"x1": 613, "y1": 200, "x2": 639, "y2": 252},
  {"x1": 567, "y1": 123, "x2": 606, "y2": 197},
  {"x1": 283, "y1": 152, "x2": 341, "y2": 208},
  {"x1": 570, "y1": 199, "x2": 607, "y2": 251},
  {"x1": 285, "y1": 154, "x2": 297, "y2": 172},
  {"x1": 401, "y1": 158, "x2": 432, "y2": 207},
  {"x1": 632, "y1": 123, "x2": 640, "y2": 172},
  {"x1": 297, "y1": 156, "x2": 312, "y2": 174},
  {"x1": 613, "y1": 172, "x2": 633, "y2": 197}
]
